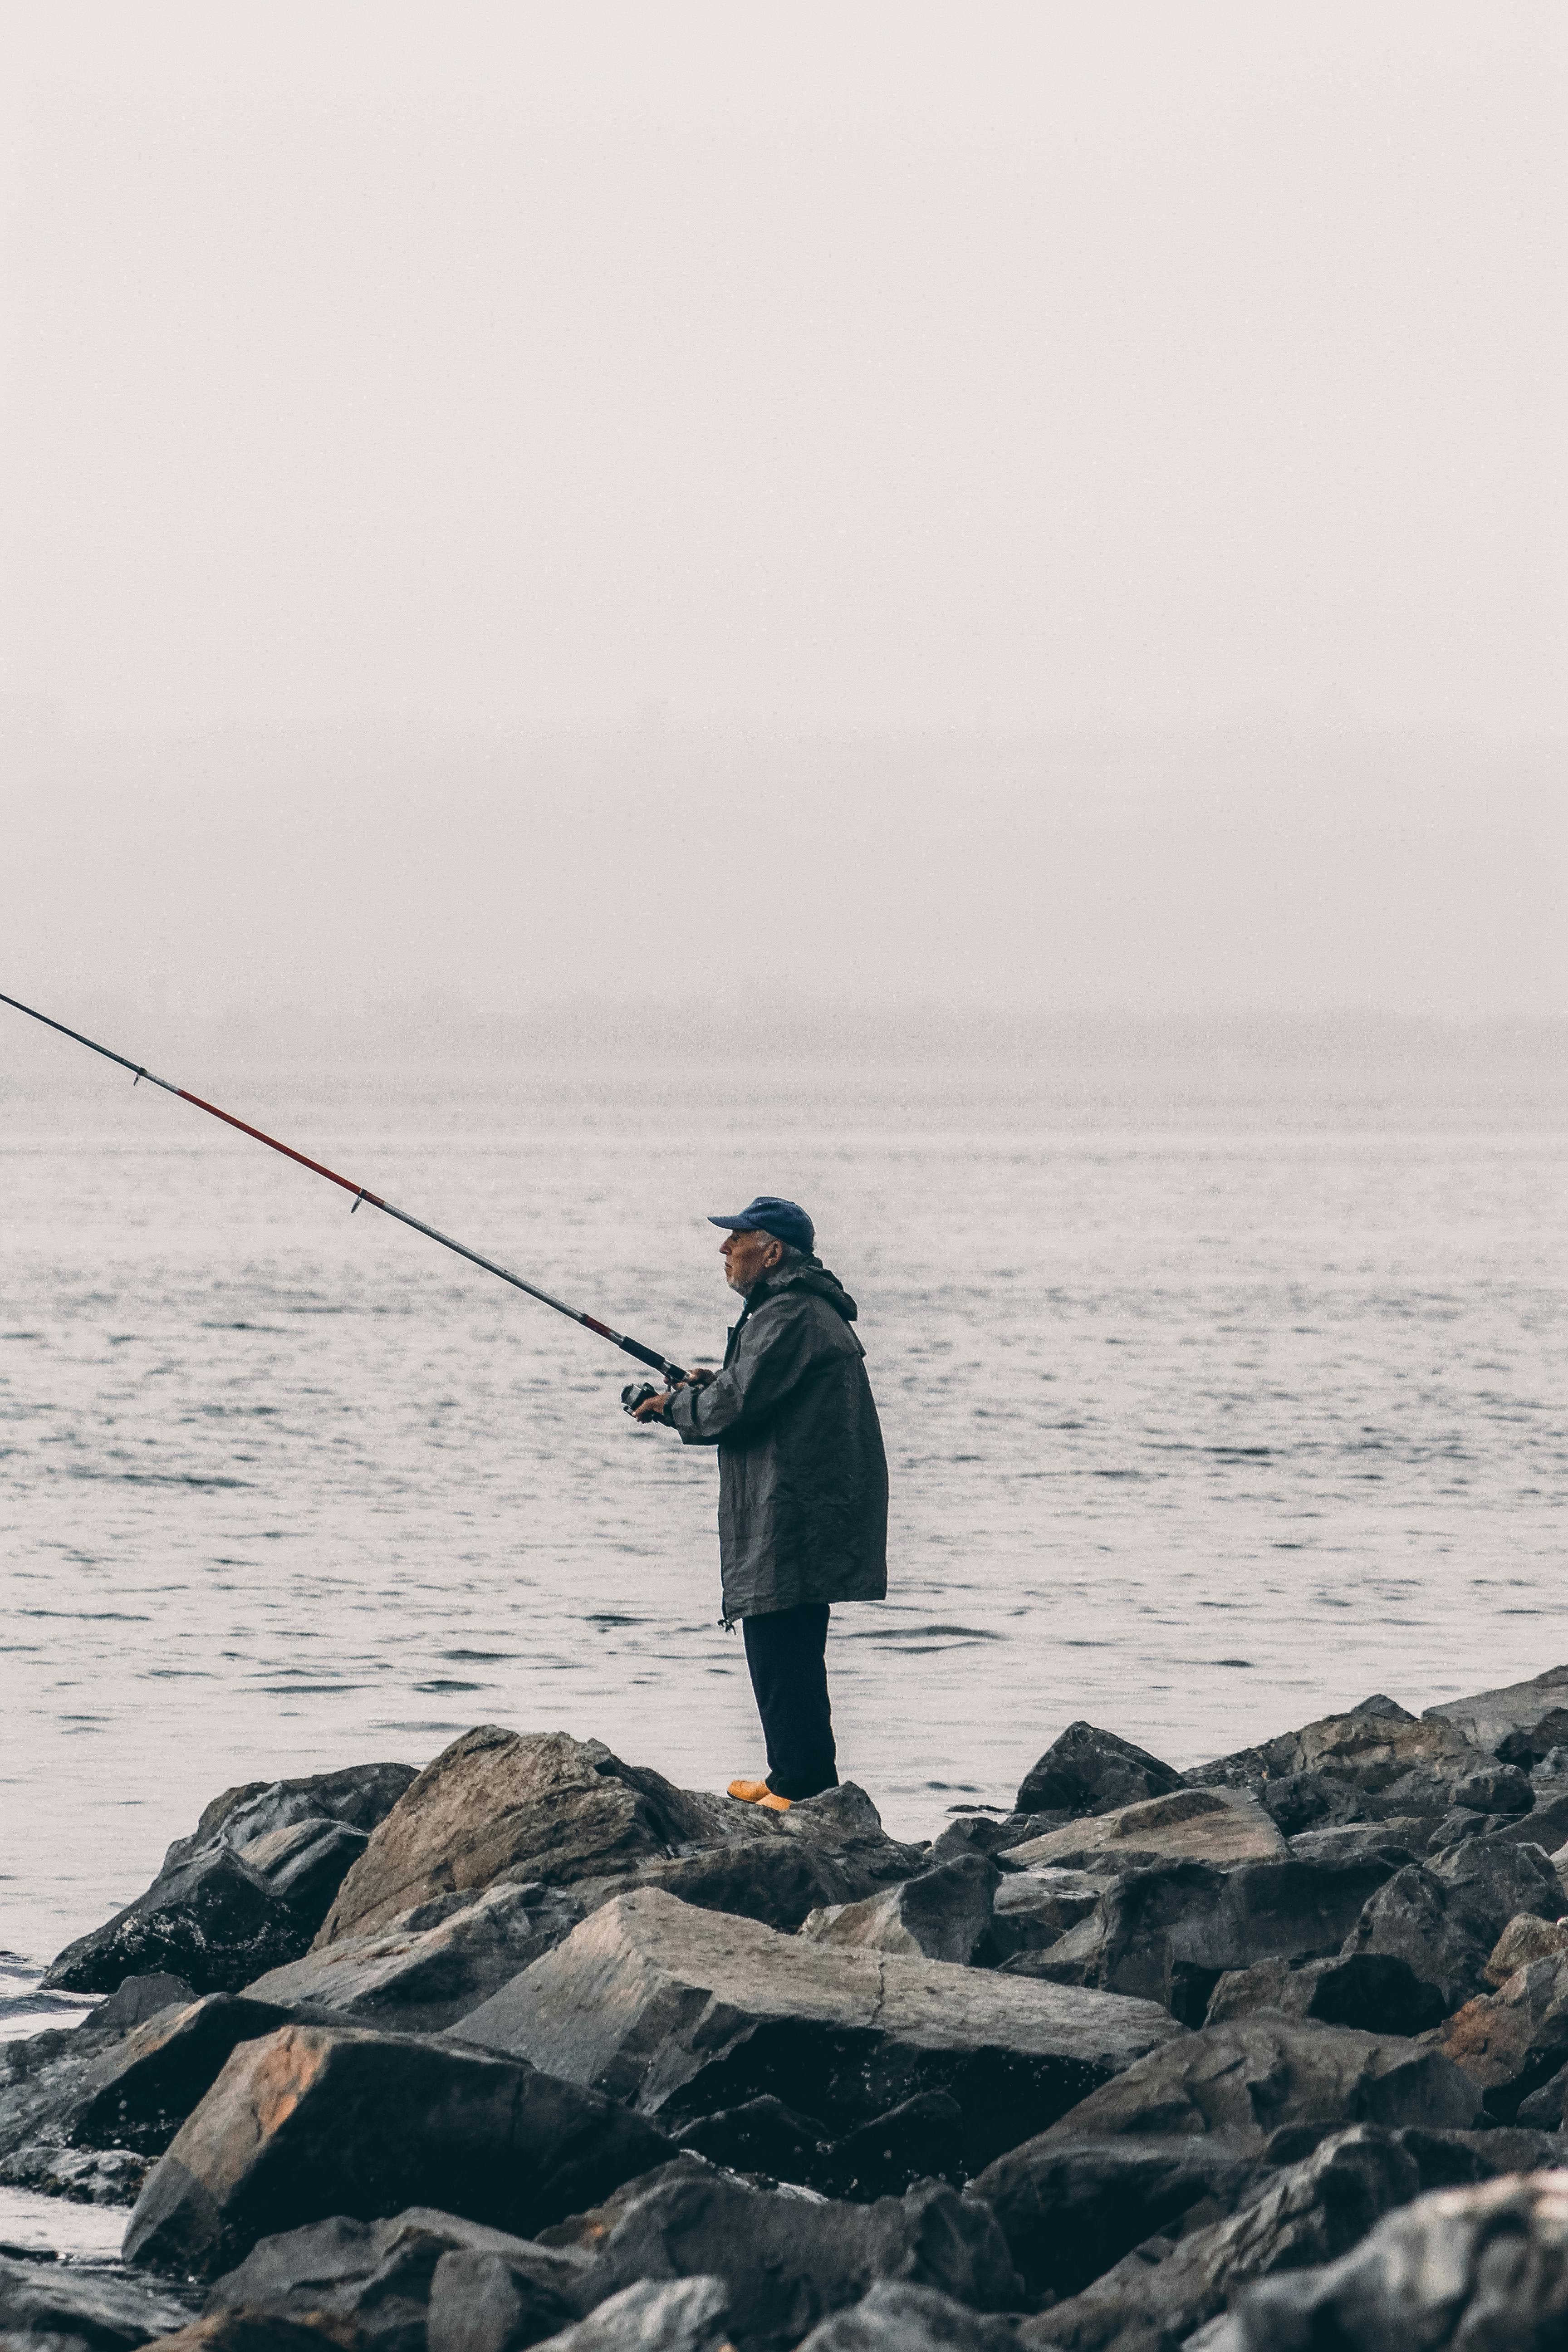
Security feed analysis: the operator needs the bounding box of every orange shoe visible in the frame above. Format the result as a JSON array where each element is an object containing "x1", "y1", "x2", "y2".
[{"x1": 727, "y1": 1778, "x2": 790, "y2": 1808}]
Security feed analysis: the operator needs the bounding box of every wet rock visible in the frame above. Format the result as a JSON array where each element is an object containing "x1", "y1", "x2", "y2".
[
  {"x1": 798, "y1": 1857, "x2": 1000, "y2": 1967},
  {"x1": 1342, "y1": 1836, "x2": 1563, "y2": 2015},
  {"x1": 44, "y1": 1766, "x2": 417, "y2": 2000},
  {"x1": 1203, "y1": 1953, "x2": 1443, "y2": 2038},
  {"x1": 1001, "y1": 1790, "x2": 1284, "y2": 1877},
  {"x1": 42, "y1": 1848, "x2": 338, "y2": 2001},
  {"x1": 526, "y1": 2278, "x2": 731, "y2": 2352},
  {"x1": 1423, "y1": 1662, "x2": 1568, "y2": 1763},
  {"x1": 1259, "y1": 1773, "x2": 1364, "y2": 1839},
  {"x1": 1234, "y1": 2166, "x2": 1568, "y2": 2349},
  {"x1": 448, "y1": 1887, "x2": 1183, "y2": 2176},
  {"x1": 70, "y1": 1994, "x2": 307, "y2": 2157},
  {"x1": 1450, "y1": 1761, "x2": 1534, "y2": 1816},
  {"x1": 1015, "y1": 1724, "x2": 1183, "y2": 1820},
  {"x1": 1435, "y1": 1952, "x2": 1568, "y2": 2119},
  {"x1": 123, "y1": 2022, "x2": 674, "y2": 2280},
  {"x1": 1017, "y1": 2126, "x2": 1423, "y2": 2352},
  {"x1": 0, "y1": 2246, "x2": 192, "y2": 2349},
  {"x1": 1486, "y1": 1912, "x2": 1568, "y2": 1986},
  {"x1": 1187, "y1": 1695, "x2": 1485, "y2": 1818},
  {"x1": 205, "y1": 2208, "x2": 591, "y2": 2352},
  {"x1": 795, "y1": 2279, "x2": 1024, "y2": 2352},
  {"x1": 1018, "y1": 1855, "x2": 1406, "y2": 2020},
  {"x1": 967, "y1": 2133, "x2": 1267, "y2": 2302},
  {"x1": 582, "y1": 2170, "x2": 1021, "y2": 2352},
  {"x1": 242, "y1": 1883, "x2": 587, "y2": 2034},
  {"x1": 1020, "y1": 2014, "x2": 1482, "y2": 2150}
]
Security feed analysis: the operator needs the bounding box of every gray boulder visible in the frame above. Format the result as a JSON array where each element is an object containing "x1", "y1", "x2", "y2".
[
  {"x1": 1435, "y1": 1952, "x2": 1568, "y2": 2119},
  {"x1": 1423, "y1": 1663, "x2": 1568, "y2": 1763},
  {"x1": 1018, "y1": 1854, "x2": 1406, "y2": 2021},
  {"x1": 69, "y1": 1993, "x2": 307, "y2": 2157},
  {"x1": 123, "y1": 2022, "x2": 674, "y2": 2280},
  {"x1": 1285, "y1": 1824, "x2": 1426, "y2": 1866},
  {"x1": 1259, "y1": 1773, "x2": 1364, "y2": 1838},
  {"x1": 1235, "y1": 2166, "x2": 1568, "y2": 2349},
  {"x1": 1020, "y1": 2014, "x2": 1482, "y2": 2153},
  {"x1": 205, "y1": 2208, "x2": 591, "y2": 2352},
  {"x1": 447, "y1": 1887, "x2": 1184, "y2": 2175},
  {"x1": 1450, "y1": 1761, "x2": 1535, "y2": 1816},
  {"x1": 1203, "y1": 1953, "x2": 1443, "y2": 2038},
  {"x1": 1341, "y1": 1835, "x2": 1563, "y2": 2014},
  {"x1": 1015, "y1": 1724, "x2": 1183, "y2": 1819},
  {"x1": 795, "y1": 2280, "x2": 1024, "y2": 2351},
  {"x1": 1018, "y1": 2126, "x2": 1423, "y2": 2352},
  {"x1": 523, "y1": 2278, "x2": 731, "y2": 2352},
  {"x1": 798, "y1": 1857, "x2": 1000, "y2": 1967},
  {"x1": 1187, "y1": 1696, "x2": 1485, "y2": 1817},
  {"x1": 580, "y1": 2170, "x2": 1021, "y2": 2352},
  {"x1": 45, "y1": 1763, "x2": 416, "y2": 1997},
  {"x1": 989, "y1": 1873, "x2": 1102, "y2": 1962},
  {"x1": 242, "y1": 1883, "x2": 587, "y2": 2034},
  {"x1": 0, "y1": 2247, "x2": 192, "y2": 2350},
  {"x1": 967, "y1": 2133, "x2": 1267, "y2": 2301}
]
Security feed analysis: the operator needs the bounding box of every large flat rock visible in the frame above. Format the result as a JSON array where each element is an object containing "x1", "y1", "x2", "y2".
[
  {"x1": 448, "y1": 1886, "x2": 1184, "y2": 2174},
  {"x1": 1423, "y1": 1664, "x2": 1568, "y2": 1762},
  {"x1": 123, "y1": 2022, "x2": 673, "y2": 2280},
  {"x1": 1001, "y1": 1788, "x2": 1285, "y2": 1874}
]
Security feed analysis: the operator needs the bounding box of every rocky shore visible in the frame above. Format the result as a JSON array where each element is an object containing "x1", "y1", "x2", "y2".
[{"x1": 7, "y1": 1670, "x2": 1568, "y2": 2348}]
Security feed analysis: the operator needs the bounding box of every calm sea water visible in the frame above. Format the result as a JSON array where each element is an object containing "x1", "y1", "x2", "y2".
[{"x1": 3, "y1": 1055, "x2": 1565, "y2": 1972}]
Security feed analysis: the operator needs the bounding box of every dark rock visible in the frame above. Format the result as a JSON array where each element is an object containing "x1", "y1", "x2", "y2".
[
  {"x1": 795, "y1": 2280, "x2": 1024, "y2": 2352},
  {"x1": 1426, "y1": 1807, "x2": 1498, "y2": 1851},
  {"x1": 87, "y1": 1977, "x2": 197, "y2": 2033},
  {"x1": 0, "y1": 2247, "x2": 192, "y2": 2350},
  {"x1": 522, "y1": 2278, "x2": 731, "y2": 2352},
  {"x1": 672, "y1": 2097, "x2": 830, "y2": 2180},
  {"x1": 798, "y1": 1857, "x2": 1000, "y2": 1966},
  {"x1": 1392, "y1": 2123, "x2": 1567, "y2": 2187},
  {"x1": 1260, "y1": 1774, "x2": 1364, "y2": 1838},
  {"x1": 1021, "y1": 2014, "x2": 1482, "y2": 2150},
  {"x1": 1234, "y1": 2166, "x2": 1568, "y2": 2349},
  {"x1": 1021, "y1": 1855, "x2": 1406, "y2": 2018},
  {"x1": 44, "y1": 1766, "x2": 418, "y2": 1999},
  {"x1": 143, "y1": 2317, "x2": 341, "y2": 2352},
  {"x1": 1342, "y1": 1836, "x2": 1563, "y2": 2015},
  {"x1": 988, "y1": 1873, "x2": 1102, "y2": 1963},
  {"x1": 1285, "y1": 1824, "x2": 1426, "y2": 1867},
  {"x1": 123, "y1": 2022, "x2": 674, "y2": 2280},
  {"x1": 70, "y1": 1994, "x2": 306, "y2": 2157},
  {"x1": 1203, "y1": 1953, "x2": 1443, "y2": 2038},
  {"x1": 43, "y1": 1849, "x2": 327, "y2": 2000},
  {"x1": 426, "y1": 2245, "x2": 586, "y2": 2352},
  {"x1": 206, "y1": 2208, "x2": 591, "y2": 2352},
  {"x1": 1519, "y1": 2060, "x2": 1568, "y2": 2129},
  {"x1": 582, "y1": 2171, "x2": 1022, "y2": 2352},
  {"x1": 1018, "y1": 2126, "x2": 1423, "y2": 2352},
  {"x1": 817, "y1": 2093, "x2": 966, "y2": 2201},
  {"x1": 1435, "y1": 1952, "x2": 1568, "y2": 2120},
  {"x1": 1423, "y1": 1662, "x2": 1568, "y2": 1762},
  {"x1": 1015, "y1": 1723, "x2": 1183, "y2": 1820},
  {"x1": 588, "y1": 1838, "x2": 861, "y2": 1932},
  {"x1": 967, "y1": 2132, "x2": 1268, "y2": 2301},
  {"x1": 765, "y1": 1784, "x2": 931, "y2": 1898},
  {"x1": 447, "y1": 1886, "x2": 1183, "y2": 2176},
  {"x1": 1450, "y1": 1762, "x2": 1534, "y2": 1816},
  {"x1": 1186, "y1": 1696, "x2": 1485, "y2": 1814},
  {"x1": 242, "y1": 1883, "x2": 588, "y2": 2034},
  {"x1": 926, "y1": 1817, "x2": 1043, "y2": 1867}
]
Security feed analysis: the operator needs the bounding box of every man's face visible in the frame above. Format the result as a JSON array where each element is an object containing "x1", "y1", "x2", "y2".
[{"x1": 721, "y1": 1226, "x2": 782, "y2": 1296}]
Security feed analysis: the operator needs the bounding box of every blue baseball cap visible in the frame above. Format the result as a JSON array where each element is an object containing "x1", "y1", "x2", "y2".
[{"x1": 708, "y1": 1196, "x2": 815, "y2": 1255}]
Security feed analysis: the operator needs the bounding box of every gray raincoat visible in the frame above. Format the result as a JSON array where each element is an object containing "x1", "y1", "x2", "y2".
[{"x1": 667, "y1": 1259, "x2": 888, "y2": 1621}]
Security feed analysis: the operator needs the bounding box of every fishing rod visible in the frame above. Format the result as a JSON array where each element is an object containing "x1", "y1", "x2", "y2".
[{"x1": 0, "y1": 990, "x2": 690, "y2": 1396}]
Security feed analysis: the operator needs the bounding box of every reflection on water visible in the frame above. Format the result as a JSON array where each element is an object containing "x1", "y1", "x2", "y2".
[{"x1": 2, "y1": 1059, "x2": 1564, "y2": 1964}]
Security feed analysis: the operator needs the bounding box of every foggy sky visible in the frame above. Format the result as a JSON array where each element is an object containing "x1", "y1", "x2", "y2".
[{"x1": 4, "y1": 3, "x2": 1565, "y2": 741}]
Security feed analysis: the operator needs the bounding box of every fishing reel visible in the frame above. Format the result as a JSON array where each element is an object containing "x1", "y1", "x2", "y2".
[{"x1": 621, "y1": 1367, "x2": 714, "y2": 1420}]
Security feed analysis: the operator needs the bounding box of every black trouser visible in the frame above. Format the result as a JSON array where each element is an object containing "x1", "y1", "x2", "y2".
[{"x1": 742, "y1": 1602, "x2": 838, "y2": 1801}]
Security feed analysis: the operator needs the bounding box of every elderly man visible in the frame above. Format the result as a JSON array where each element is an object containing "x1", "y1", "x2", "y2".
[{"x1": 633, "y1": 1195, "x2": 887, "y2": 1809}]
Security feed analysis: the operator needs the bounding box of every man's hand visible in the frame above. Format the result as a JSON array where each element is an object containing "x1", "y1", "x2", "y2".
[{"x1": 632, "y1": 1390, "x2": 673, "y2": 1421}]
